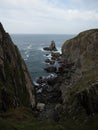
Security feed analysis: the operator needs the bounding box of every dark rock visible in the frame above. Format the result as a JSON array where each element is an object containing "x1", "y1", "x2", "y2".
[
  {"x1": 77, "y1": 82, "x2": 98, "y2": 115},
  {"x1": 36, "y1": 76, "x2": 46, "y2": 85},
  {"x1": 49, "y1": 40, "x2": 57, "y2": 51},
  {"x1": 1, "y1": 87, "x2": 9, "y2": 111},
  {"x1": 35, "y1": 29, "x2": 98, "y2": 124},
  {"x1": 43, "y1": 40, "x2": 57, "y2": 51},
  {"x1": 0, "y1": 23, "x2": 35, "y2": 111},
  {"x1": 47, "y1": 76, "x2": 57, "y2": 86},
  {"x1": 44, "y1": 59, "x2": 51, "y2": 63},
  {"x1": 53, "y1": 110, "x2": 60, "y2": 122},
  {"x1": 44, "y1": 59, "x2": 55, "y2": 65},
  {"x1": 43, "y1": 47, "x2": 50, "y2": 51},
  {"x1": 50, "y1": 61, "x2": 55, "y2": 65},
  {"x1": 51, "y1": 52, "x2": 61, "y2": 60},
  {"x1": 59, "y1": 29, "x2": 98, "y2": 117},
  {"x1": 46, "y1": 53, "x2": 49, "y2": 56},
  {"x1": 44, "y1": 66, "x2": 57, "y2": 73}
]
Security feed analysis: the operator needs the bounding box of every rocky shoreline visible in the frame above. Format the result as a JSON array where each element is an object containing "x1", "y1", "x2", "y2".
[
  {"x1": 34, "y1": 41, "x2": 74, "y2": 119},
  {"x1": 34, "y1": 29, "x2": 98, "y2": 121},
  {"x1": 0, "y1": 23, "x2": 98, "y2": 129}
]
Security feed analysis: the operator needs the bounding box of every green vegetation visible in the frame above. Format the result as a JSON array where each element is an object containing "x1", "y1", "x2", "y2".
[
  {"x1": 0, "y1": 107, "x2": 63, "y2": 130},
  {"x1": 70, "y1": 69, "x2": 98, "y2": 94},
  {"x1": 0, "y1": 107, "x2": 98, "y2": 130}
]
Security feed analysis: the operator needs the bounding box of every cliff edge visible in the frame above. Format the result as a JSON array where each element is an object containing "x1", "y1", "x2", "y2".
[
  {"x1": 60, "y1": 29, "x2": 98, "y2": 116},
  {"x1": 0, "y1": 23, "x2": 35, "y2": 111}
]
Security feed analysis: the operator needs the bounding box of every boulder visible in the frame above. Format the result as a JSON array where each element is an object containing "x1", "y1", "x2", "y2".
[
  {"x1": 44, "y1": 59, "x2": 55, "y2": 65},
  {"x1": 36, "y1": 76, "x2": 45, "y2": 84},
  {"x1": 43, "y1": 47, "x2": 50, "y2": 51},
  {"x1": 51, "y1": 52, "x2": 61, "y2": 60},
  {"x1": 44, "y1": 66, "x2": 57, "y2": 73},
  {"x1": 36, "y1": 76, "x2": 47, "y2": 85},
  {"x1": 37, "y1": 103, "x2": 45, "y2": 111}
]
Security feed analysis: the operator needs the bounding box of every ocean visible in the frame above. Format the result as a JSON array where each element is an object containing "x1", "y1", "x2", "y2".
[{"x1": 11, "y1": 34, "x2": 74, "y2": 83}]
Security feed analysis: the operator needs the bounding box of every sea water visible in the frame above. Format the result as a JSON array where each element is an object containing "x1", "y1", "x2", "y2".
[{"x1": 11, "y1": 34, "x2": 74, "y2": 82}]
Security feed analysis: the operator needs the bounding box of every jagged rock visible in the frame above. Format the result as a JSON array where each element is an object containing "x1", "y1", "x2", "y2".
[
  {"x1": 62, "y1": 29, "x2": 98, "y2": 72},
  {"x1": 51, "y1": 52, "x2": 61, "y2": 60},
  {"x1": 36, "y1": 76, "x2": 46, "y2": 85},
  {"x1": 59, "y1": 29, "x2": 98, "y2": 117},
  {"x1": 0, "y1": 23, "x2": 35, "y2": 111},
  {"x1": 37, "y1": 103, "x2": 45, "y2": 111},
  {"x1": 47, "y1": 76, "x2": 57, "y2": 86},
  {"x1": 49, "y1": 40, "x2": 57, "y2": 51},
  {"x1": 44, "y1": 59, "x2": 55, "y2": 64},
  {"x1": 43, "y1": 47, "x2": 50, "y2": 51},
  {"x1": 44, "y1": 66, "x2": 57, "y2": 73},
  {"x1": 77, "y1": 83, "x2": 98, "y2": 115},
  {"x1": 43, "y1": 40, "x2": 57, "y2": 51}
]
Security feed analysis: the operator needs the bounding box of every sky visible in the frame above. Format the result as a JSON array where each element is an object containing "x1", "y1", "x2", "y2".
[{"x1": 0, "y1": 0, "x2": 98, "y2": 34}]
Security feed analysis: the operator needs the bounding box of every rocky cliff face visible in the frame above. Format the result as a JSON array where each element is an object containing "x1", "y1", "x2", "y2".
[
  {"x1": 62, "y1": 29, "x2": 98, "y2": 72},
  {"x1": 0, "y1": 23, "x2": 35, "y2": 111},
  {"x1": 60, "y1": 29, "x2": 98, "y2": 116}
]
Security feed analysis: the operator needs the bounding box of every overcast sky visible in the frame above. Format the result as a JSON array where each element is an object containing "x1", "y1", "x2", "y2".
[{"x1": 0, "y1": 0, "x2": 98, "y2": 34}]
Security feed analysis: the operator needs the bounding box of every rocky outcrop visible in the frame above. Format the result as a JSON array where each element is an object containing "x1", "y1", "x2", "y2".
[
  {"x1": 43, "y1": 40, "x2": 57, "y2": 51},
  {"x1": 37, "y1": 103, "x2": 45, "y2": 111},
  {"x1": 0, "y1": 23, "x2": 35, "y2": 111},
  {"x1": 44, "y1": 66, "x2": 57, "y2": 73},
  {"x1": 62, "y1": 29, "x2": 98, "y2": 72},
  {"x1": 60, "y1": 29, "x2": 98, "y2": 117},
  {"x1": 51, "y1": 52, "x2": 61, "y2": 60},
  {"x1": 44, "y1": 59, "x2": 55, "y2": 65}
]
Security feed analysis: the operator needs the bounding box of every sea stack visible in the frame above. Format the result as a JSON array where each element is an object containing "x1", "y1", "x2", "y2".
[{"x1": 43, "y1": 40, "x2": 57, "y2": 51}]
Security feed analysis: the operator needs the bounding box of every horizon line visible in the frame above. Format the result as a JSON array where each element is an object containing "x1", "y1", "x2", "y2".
[{"x1": 10, "y1": 33, "x2": 76, "y2": 35}]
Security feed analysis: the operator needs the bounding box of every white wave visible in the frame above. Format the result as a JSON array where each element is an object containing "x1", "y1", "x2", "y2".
[
  {"x1": 57, "y1": 47, "x2": 61, "y2": 53},
  {"x1": 40, "y1": 43, "x2": 46, "y2": 46},
  {"x1": 24, "y1": 51, "x2": 28, "y2": 54},
  {"x1": 47, "y1": 73, "x2": 57, "y2": 78},
  {"x1": 46, "y1": 53, "x2": 51, "y2": 58},
  {"x1": 37, "y1": 88, "x2": 42, "y2": 93},
  {"x1": 33, "y1": 81, "x2": 39, "y2": 86},
  {"x1": 26, "y1": 54, "x2": 29, "y2": 58},
  {"x1": 27, "y1": 45, "x2": 32, "y2": 50},
  {"x1": 24, "y1": 58, "x2": 28, "y2": 61},
  {"x1": 38, "y1": 47, "x2": 44, "y2": 51}
]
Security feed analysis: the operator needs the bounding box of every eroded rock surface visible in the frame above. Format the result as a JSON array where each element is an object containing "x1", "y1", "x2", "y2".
[
  {"x1": 0, "y1": 23, "x2": 35, "y2": 111},
  {"x1": 60, "y1": 29, "x2": 98, "y2": 116}
]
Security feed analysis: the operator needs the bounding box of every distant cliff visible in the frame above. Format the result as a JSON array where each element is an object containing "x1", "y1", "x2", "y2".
[
  {"x1": 60, "y1": 29, "x2": 98, "y2": 116},
  {"x1": 0, "y1": 23, "x2": 35, "y2": 111}
]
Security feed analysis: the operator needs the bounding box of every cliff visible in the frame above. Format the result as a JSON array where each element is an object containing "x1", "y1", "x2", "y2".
[
  {"x1": 0, "y1": 23, "x2": 35, "y2": 111},
  {"x1": 0, "y1": 25, "x2": 98, "y2": 129},
  {"x1": 60, "y1": 29, "x2": 98, "y2": 116}
]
